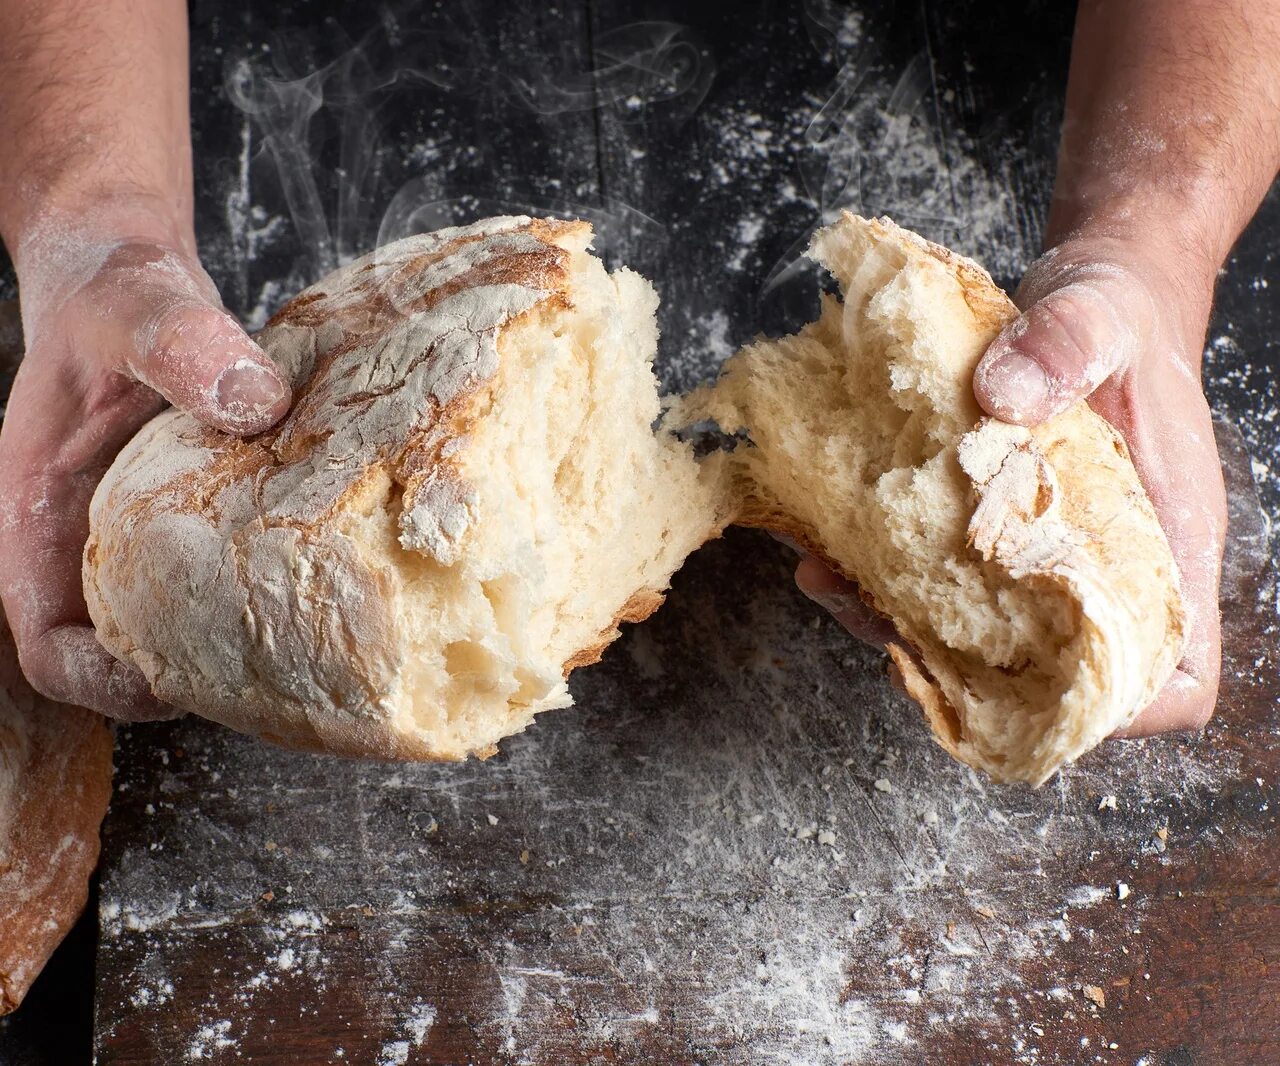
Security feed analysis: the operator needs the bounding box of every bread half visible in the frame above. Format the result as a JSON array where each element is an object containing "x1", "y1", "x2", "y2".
[
  {"x1": 84, "y1": 217, "x2": 731, "y2": 760},
  {"x1": 684, "y1": 213, "x2": 1185, "y2": 784},
  {"x1": 0, "y1": 608, "x2": 113, "y2": 1013}
]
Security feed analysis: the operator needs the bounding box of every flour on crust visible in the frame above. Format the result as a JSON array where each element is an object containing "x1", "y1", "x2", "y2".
[{"x1": 85, "y1": 217, "x2": 731, "y2": 761}]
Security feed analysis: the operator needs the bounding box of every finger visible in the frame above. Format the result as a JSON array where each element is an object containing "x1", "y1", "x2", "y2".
[
  {"x1": 973, "y1": 260, "x2": 1152, "y2": 426},
  {"x1": 19, "y1": 624, "x2": 177, "y2": 722},
  {"x1": 794, "y1": 556, "x2": 897, "y2": 649},
  {"x1": 131, "y1": 301, "x2": 292, "y2": 435},
  {"x1": 78, "y1": 243, "x2": 291, "y2": 436}
]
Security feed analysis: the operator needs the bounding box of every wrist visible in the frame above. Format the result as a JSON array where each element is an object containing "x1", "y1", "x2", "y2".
[
  {"x1": 2, "y1": 182, "x2": 195, "y2": 276},
  {"x1": 1047, "y1": 188, "x2": 1235, "y2": 281},
  {"x1": 6, "y1": 193, "x2": 200, "y2": 340}
]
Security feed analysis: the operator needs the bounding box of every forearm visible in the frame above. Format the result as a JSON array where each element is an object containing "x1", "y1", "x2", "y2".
[
  {"x1": 1052, "y1": 0, "x2": 1280, "y2": 268},
  {"x1": 0, "y1": 0, "x2": 193, "y2": 258}
]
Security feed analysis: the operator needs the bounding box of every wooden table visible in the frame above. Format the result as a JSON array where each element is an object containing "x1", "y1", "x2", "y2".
[
  {"x1": 4, "y1": 1, "x2": 1280, "y2": 1063},
  {"x1": 91, "y1": 434, "x2": 1280, "y2": 1066}
]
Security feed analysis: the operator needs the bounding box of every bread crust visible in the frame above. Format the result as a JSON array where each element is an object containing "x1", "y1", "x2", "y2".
[
  {"x1": 0, "y1": 610, "x2": 113, "y2": 1013},
  {"x1": 83, "y1": 216, "x2": 677, "y2": 761},
  {"x1": 562, "y1": 587, "x2": 669, "y2": 674}
]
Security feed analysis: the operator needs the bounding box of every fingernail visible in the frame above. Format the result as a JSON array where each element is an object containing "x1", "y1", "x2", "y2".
[
  {"x1": 979, "y1": 347, "x2": 1050, "y2": 420},
  {"x1": 213, "y1": 359, "x2": 287, "y2": 422},
  {"x1": 768, "y1": 531, "x2": 804, "y2": 553},
  {"x1": 799, "y1": 586, "x2": 861, "y2": 616}
]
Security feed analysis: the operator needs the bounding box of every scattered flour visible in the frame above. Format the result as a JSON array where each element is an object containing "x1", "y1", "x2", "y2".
[
  {"x1": 377, "y1": 1041, "x2": 410, "y2": 1066},
  {"x1": 186, "y1": 1020, "x2": 234, "y2": 1061}
]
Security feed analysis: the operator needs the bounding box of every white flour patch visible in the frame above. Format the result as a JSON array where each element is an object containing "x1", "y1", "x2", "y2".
[
  {"x1": 690, "y1": 308, "x2": 735, "y2": 363},
  {"x1": 377, "y1": 1041, "x2": 411, "y2": 1066},
  {"x1": 185, "y1": 1019, "x2": 235, "y2": 1061},
  {"x1": 129, "y1": 976, "x2": 175, "y2": 1010},
  {"x1": 403, "y1": 1000, "x2": 438, "y2": 1044},
  {"x1": 374, "y1": 1000, "x2": 437, "y2": 1065}
]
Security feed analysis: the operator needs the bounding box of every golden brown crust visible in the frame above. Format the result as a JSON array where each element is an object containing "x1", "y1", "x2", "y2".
[
  {"x1": 861, "y1": 216, "x2": 1019, "y2": 332},
  {"x1": 85, "y1": 217, "x2": 594, "y2": 761},
  {"x1": 562, "y1": 587, "x2": 669, "y2": 675},
  {"x1": 734, "y1": 497, "x2": 846, "y2": 580},
  {"x1": 886, "y1": 644, "x2": 963, "y2": 753},
  {"x1": 0, "y1": 611, "x2": 112, "y2": 1014}
]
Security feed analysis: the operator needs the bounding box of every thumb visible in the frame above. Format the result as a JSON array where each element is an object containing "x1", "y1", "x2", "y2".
[
  {"x1": 973, "y1": 257, "x2": 1154, "y2": 426},
  {"x1": 76, "y1": 242, "x2": 292, "y2": 436},
  {"x1": 130, "y1": 300, "x2": 292, "y2": 436}
]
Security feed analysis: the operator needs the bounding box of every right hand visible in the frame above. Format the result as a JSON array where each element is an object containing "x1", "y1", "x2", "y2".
[{"x1": 0, "y1": 215, "x2": 292, "y2": 720}]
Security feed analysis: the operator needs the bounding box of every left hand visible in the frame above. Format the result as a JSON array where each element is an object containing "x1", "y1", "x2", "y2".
[{"x1": 797, "y1": 228, "x2": 1225, "y2": 737}]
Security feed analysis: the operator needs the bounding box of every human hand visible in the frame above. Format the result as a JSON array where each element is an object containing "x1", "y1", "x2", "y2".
[
  {"x1": 800, "y1": 0, "x2": 1280, "y2": 739},
  {"x1": 0, "y1": 214, "x2": 292, "y2": 720},
  {"x1": 971, "y1": 236, "x2": 1224, "y2": 736}
]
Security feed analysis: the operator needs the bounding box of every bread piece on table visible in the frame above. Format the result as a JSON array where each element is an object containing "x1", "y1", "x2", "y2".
[
  {"x1": 683, "y1": 213, "x2": 1184, "y2": 785},
  {"x1": 85, "y1": 217, "x2": 732, "y2": 761},
  {"x1": 0, "y1": 609, "x2": 113, "y2": 1013}
]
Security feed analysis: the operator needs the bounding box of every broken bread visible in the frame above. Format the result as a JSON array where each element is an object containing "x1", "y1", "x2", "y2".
[
  {"x1": 0, "y1": 606, "x2": 113, "y2": 1013},
  {"x1": 85, "y1": 211, "x2": 1183, "y2": 783},
  {"x1": 682, "y1": 213, "x2": 1184, "y2": 785},
  {"x1": 84, "y1": 217, "x2": 731, "y2": 760}
]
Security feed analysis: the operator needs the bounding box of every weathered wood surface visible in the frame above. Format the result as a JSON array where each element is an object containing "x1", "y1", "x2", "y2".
[
  {"x1": 0, "y1": 0, "x2": 1276, "y2": 1063},
  {"x1": 90, "y1": 427, "x2": 1279, "y2": 1065}
]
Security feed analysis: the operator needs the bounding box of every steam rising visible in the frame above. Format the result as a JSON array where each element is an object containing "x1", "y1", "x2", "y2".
[
  {"x1": 375, "y1": 189, "x2": 666, "y2": 262},
  {"x1": 225, "y1": 17, "x2": 710, "y2": 285},
  {"x1": 762, "y1": 0, "x2": 1031, "y2": 295},
  {"x1": 468, "y1": 21, "x2": 710, "y2": 119},
  {"x1": 221, "y1": 2, "x2": 1028, "y2": 360}
]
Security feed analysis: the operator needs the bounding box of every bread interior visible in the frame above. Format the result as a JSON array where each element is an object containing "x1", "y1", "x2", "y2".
[
  {"x1": 340, "y1": 230, "x2": 727, "y2": 757},
  {"x1": 684, "y1": 231, "x2": 1084, "y2": 774}
]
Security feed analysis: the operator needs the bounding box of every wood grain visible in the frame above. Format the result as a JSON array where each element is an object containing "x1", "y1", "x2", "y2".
[{"x1": 93, "y1": 423, "x2": 1279, "y2": 1064}]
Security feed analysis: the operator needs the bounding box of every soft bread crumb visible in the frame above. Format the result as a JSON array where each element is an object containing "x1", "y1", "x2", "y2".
[
  {"x1": 342, "y1": 239, "x2": 728, "y2": 757},
  {"x1": 683, "y1": 213, "x2": 1183, "y2": 785},
  {"x1": 85, "y1": 217, "x2": 731, "y2": 761}
]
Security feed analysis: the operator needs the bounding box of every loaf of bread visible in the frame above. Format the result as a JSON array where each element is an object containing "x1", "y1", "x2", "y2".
[
  {"x1": 85, "y1": 217, "x2": 731, "y2": 760},
  {"x1": 85, "y1": 213, "x2": 1183, "y2": 783},
  {"x1": 681, "y1": 213, "x2": 1184, "y2": 784},
  {"x1": 0, "y1": 608, "x2": 113, "y2": 1013}
]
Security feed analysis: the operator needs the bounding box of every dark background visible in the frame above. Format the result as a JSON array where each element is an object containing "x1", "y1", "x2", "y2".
[{"x1": 1, "y1": 1, "x2": 1277, "y2": 1063}]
